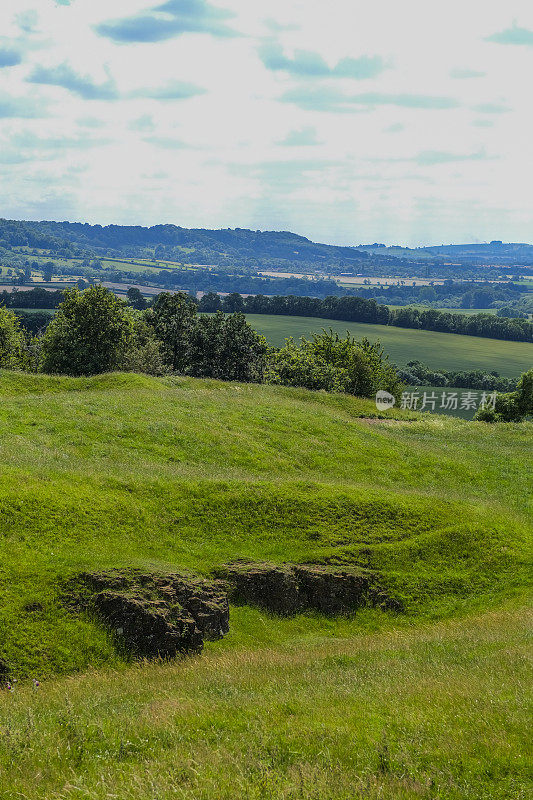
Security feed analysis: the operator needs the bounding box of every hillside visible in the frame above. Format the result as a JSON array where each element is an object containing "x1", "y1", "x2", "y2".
[
  {"x1": 0, "y1": 371, "x2": 531, "y2": 799},
  {"x1": 3, "y1": 218, "x2": 533, "y2": 274}
]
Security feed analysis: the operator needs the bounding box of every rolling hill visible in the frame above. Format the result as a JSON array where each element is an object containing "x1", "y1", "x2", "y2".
[{"x1": 0, "y1": 371, "x2": 530, "y2": 799}]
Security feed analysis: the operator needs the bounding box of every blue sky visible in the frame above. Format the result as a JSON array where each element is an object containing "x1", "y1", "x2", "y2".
[{"x1": 0, "y1": 0, "x2": 532, "y2": 246}]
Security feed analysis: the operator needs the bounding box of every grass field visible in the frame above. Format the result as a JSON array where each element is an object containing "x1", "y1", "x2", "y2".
[
  {"x1": 243, "y1": 314, "x2": 533, "y2": 376},
  {"x1": 0, "y1": 371, "x2": 530, "y2": 799}
]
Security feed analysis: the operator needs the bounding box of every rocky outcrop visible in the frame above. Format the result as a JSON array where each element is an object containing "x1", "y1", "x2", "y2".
[
  {"x1": 213, "y1": 560, "x2": 402, "y2": 615},
  {"x1": 67, "y1": 569, "x2": 230, "y2": 659}
]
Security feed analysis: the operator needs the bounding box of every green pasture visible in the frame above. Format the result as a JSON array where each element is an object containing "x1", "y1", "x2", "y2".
[{"x1": 244, "y1": 314, "x2": 533, "y2": 376}]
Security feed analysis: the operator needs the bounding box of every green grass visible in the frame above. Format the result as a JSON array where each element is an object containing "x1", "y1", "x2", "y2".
[
  {"x1": 243, "y1": 314, "x2": 533, "y2": 376},
  {"x1": 0, "y1": 604, "x2": 530, "y2": 800},
  {"x1": 0, "y1": 371, "x2": 530, "y2": 799},
  {"x1": 0, "y1": 370, "x2": 530, "y2": 680}
]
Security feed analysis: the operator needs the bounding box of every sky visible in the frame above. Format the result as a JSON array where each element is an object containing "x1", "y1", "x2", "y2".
[{"x1": 0, "y1": 0, "x2": 532, "y2": 247}]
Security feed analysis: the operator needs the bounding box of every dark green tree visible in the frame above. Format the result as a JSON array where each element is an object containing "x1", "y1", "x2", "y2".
[
  {"x1": 127, "y1": 287, "x2": 148, "y2": 310},
  {"x1": 40, "y1": 285, "x2": 134, "y2": 376},
  {"x1": 144, "y1": 292, "x2": 197, "y2": 372},
  {"x1": 185, "y1": 312, "x2": 268, "y2": 382}
]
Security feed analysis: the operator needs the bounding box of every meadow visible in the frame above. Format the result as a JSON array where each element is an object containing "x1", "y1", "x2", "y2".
[
  {"x1": 244, "y1": 314, "x2": 533, "y2": 376},
  {"x1": 0, "y1": 371, "x2": 530, "y2": 799}
]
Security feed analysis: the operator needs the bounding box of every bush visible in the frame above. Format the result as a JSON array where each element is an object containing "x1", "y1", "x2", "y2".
[
  {"x1": 40, "y1": 286, "x2": 134, "y2": 376},
  {"x1": 0, "y1": 306, "x2": 26, "y2": 369},
  {"x1": 474, "y1": 369, "x2": 533, "y2": 422},
  {"x1": 266, "y1": 330, "x2": 403, "y2": 399},
  {"x1": 120, "y1": 316, "x2": 168, "y2": 376}
]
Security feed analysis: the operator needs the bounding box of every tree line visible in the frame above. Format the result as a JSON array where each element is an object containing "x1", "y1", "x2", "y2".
[
  {"x1": 198, "y1": 292, "x2": 533, "y2": 342},
  {"x1": 0, "y1": 286, "x2": 403, "y2": 403}
]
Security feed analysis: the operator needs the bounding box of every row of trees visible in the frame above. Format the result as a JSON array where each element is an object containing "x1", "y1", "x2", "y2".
[
  {"x1": 0, "y1": 286, "x2": 401, "y2": 401},
  {"x1": 199, "y1": 292, "x2": 533, "y2": 342},
  {"x1": 398, "y1": 360, "x2": 517, "y2": 392}
]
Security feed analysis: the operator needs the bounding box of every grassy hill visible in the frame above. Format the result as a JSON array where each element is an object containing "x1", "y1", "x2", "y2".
[
  {"x1": 243, "y1": 314, "x2": 533, "y2": 376},
  {"x1": 0, "y1": 371, "x2": 530, "y2": 799}
]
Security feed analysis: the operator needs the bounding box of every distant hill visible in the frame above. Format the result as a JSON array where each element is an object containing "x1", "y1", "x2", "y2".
[{"x1": 2, "y1": 217, "x2": 533, "y2": 273}]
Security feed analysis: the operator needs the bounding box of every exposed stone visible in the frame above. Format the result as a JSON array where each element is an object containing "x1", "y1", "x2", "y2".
[
  {"x1": 67, "y1": 569, "x2": 230, "y2": 659},
  {"x1": 213, "y1": 560, "x2": 401, "y2": 615},
  {"x1": 213, "y1": 560, "x2": 301, "y2": 615}
]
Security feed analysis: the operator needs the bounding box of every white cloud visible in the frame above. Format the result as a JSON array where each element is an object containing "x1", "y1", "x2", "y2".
[{"x1": 0, "y1": 0, "x2": 532, "y2": 246}]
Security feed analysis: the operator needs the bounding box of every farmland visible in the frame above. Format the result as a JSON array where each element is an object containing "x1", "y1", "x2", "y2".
[{"x1": 244, "y1": 314, "x2": 533, "y2": 376}]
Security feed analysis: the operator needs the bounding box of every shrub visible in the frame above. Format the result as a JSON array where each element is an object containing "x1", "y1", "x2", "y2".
[
  {"x1": 266, "y1": 330, "x2": 403, "y2": 399},
  {"x1": 0, "y1": 306, "x2": 26, "y2": 369}
]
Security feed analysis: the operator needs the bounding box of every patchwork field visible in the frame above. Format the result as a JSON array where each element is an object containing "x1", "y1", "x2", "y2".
[{"x1": 244, "y1": 314, "x2": 533, "y2": 376}]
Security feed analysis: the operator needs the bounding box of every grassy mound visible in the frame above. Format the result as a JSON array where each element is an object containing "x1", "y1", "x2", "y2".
[{"x1": 0, "y1": 371, "x2": 530, "y2": 678}]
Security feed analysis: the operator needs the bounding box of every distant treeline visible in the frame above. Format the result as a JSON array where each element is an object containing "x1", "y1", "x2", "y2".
[
  {"x1": 198, "y1": 292, "x2": 533, "y2": 343},
  {"x1": 1, "y1": 287, "x2": 63, "y2": 309},
  {"x1": 398, "y1": 360, "x2": 517, "y2": 392}
]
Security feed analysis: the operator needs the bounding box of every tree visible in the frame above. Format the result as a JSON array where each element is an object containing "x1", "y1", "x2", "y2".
[
  {"x1": 185, "y1": 312, "x2": 267, "y2": 382},
  {"x1": 127, "y1": 287, "x2": 148, "y2": 311},
  {"x1": 475, "y1": 369, "x2": 533, "y2": 422},
  {"x1": 144, "y1": 292, "x2": 197, "y2": 372},
  {"x1": 0, "y1": 306, "x2": 26, "y2": 369},
  {"x1": 40, "y1": 285, "x2": 134, "y2": 376}
]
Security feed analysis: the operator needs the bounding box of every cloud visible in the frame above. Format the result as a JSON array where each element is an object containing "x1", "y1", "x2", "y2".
[
  {"x1": 28, "y1": 63, "x2": 119, "y2": 100},
  {"x1": 131, "y1": 80, "x2": 205, "y2": 100},
  {"x1": 281, "y1": 86, "x2": 460, "y2": 112},
  {"x1": 0, "y1": 46, "x2": 22, "y2": 68},
  {"x1": 413, "y1": 149, "x2": 489, "y2": 166},
  {"x1": 11, "y1": 131, "x2": 111, "y2": 151},
  {"x1": 129, "y1": 114, "x2": 155, "y2": 132},
  {"x1": 486, "y1": 25, "x2": 533, "y2": 46},
  {"x1": 16, "y1": 10, "x2": 39, "y2": 34},
  {"x1": 472, "y1": 102, "x2": 510, "y2": 114},
  {"x1": 263, "y1": 18, "x2": 300, "y2": 33},
  {"x1": 95, "y1": 0, "x2": 237, "y2": 44},
  {"x1": 259, "y1": 42, "x2": 387, "y2": 79},
  {"x1": 278, "y1": 127, "x2": 322, "y2": 146},
  {"x1": 0, "y1": 93, "x2": 46, "y2": 118},
  {"x1": 450, "y1": 68, "x2": 486, "y2": 79},
  {"x1": 143, "y1": 135, "x2": 192, "y2": 148},
  {"x1": 384, "y1": 123, "x2": 404, "y2": 133}
]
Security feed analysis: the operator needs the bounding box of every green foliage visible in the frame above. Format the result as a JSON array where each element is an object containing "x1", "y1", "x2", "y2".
[
  {"x1": 475, "y1": 369, "x2": 533, "y2": 422},
  {"x1": 144, "y1": 291, "x2": 197, "y2": 372},
  {"x1": 40, "y1": 285, "x2": 134, "y2": 376},
  {"x1": 0, "y1": 305, "x2": 26, "y2": 369},
  {"x1": 267, "y1": 330, "x2": 403, "y2": 398},
  {"x1": 185, "y1": 311, "x2": 268, "y2": 381},
  {"x1": 121, "y1": 315, "x2": 168, "y2": 376}
]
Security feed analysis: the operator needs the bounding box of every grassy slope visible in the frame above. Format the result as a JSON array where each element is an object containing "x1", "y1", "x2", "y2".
[
  {"x1": 243, "y1": 313, "x2": 533, "y2": 376},
  {"x1": 0, "y1": 371, "x2": 530, "y2": 799}
]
